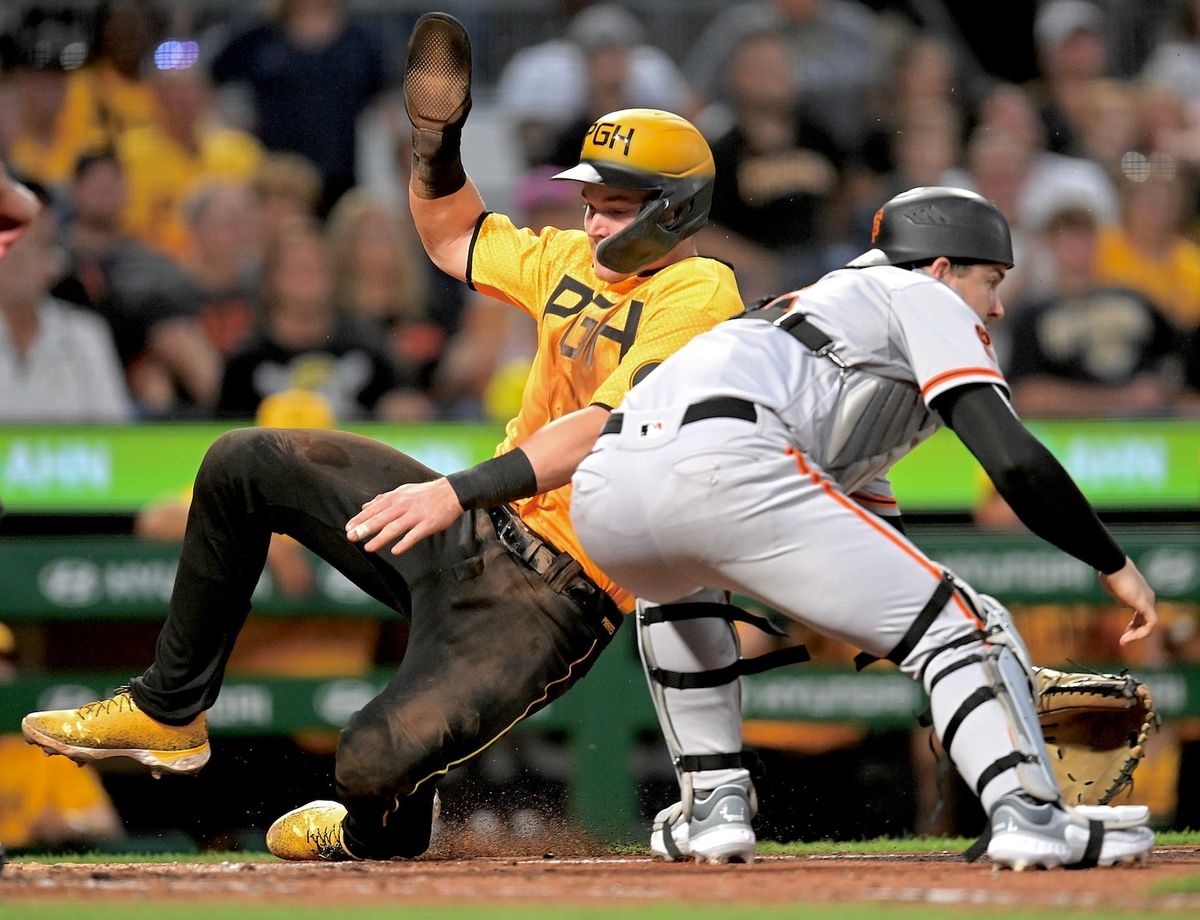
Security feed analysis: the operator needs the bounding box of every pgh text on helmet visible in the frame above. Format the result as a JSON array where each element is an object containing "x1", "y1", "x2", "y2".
[
  {"x1": 848, "y1": 186, "x2": 1014, "y2": 270},
  {"x1": 553, "y1": 108, "x2": 715, "y2": 274}
]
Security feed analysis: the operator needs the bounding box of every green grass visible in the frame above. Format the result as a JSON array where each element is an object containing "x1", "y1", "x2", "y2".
[{"x1": 1151, "y1": 875, "x2": 1200, "y2": 894}]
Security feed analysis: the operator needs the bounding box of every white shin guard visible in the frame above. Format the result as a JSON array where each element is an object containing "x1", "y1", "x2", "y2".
[
  {"x1": 913, "y1": 579, "x2": 1061, "y2": 811},
  {"x1": 636, "y1": 595, "x2": 750, "y2": 816}
]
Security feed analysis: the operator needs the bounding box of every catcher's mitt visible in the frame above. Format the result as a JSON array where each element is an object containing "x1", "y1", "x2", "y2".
[{"x1": 1033, "y1": 666, "x2": 1159, "y2": 806}]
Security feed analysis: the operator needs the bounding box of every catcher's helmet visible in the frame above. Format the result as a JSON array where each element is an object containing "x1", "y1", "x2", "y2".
[
  {"x1": 848, "y1": 186, "x2": 1014, "y2": 269},
  {"x1": 553, "y1": 108, "x2": 714, "y2": 274}
]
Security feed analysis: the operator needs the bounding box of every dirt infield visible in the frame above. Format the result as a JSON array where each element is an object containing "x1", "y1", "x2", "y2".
[{"x1": 4, "y1": 847, "x2": 1200, "y2": 910}]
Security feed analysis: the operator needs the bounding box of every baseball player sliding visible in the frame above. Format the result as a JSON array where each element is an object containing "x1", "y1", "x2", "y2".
[
  {"x1": 570, "y1": 186, "x2": 1159, "y2": 869},
  {"x1": 21, "y1": 14, "x2": 744, "y2": 860}
]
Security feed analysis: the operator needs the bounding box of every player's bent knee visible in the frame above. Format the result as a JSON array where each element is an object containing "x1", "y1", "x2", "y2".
[
  {"x1": 196, "y1": 428, "x2": 273, "y2": 478},
  {"x1": 336, "y1": 721, "x2": 406, "y2": 800},
  {"x1": 195, "y1": 428, "x2": 304, "y2": 492},
  {"x1": 335, "y1": 703, "x2": 441, "y2": 802}
]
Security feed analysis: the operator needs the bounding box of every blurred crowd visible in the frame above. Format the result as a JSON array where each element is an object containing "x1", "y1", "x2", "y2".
[{"x1": 2, "y1": 0, "x2": 1200, "y2": 427}]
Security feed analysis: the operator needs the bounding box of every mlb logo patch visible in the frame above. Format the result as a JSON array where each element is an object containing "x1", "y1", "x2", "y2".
[{"x1": 638, "y1": 420, "x2": 665, "y2": 439}]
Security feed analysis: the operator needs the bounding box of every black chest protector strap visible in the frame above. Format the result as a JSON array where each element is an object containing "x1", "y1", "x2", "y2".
[{"x1": 739, "y1": 299, "x2": 846, "y2": 368}]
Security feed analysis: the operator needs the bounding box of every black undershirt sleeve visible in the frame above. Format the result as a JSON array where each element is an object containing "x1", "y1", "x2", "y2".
[{"x1": 931, "y1": 383, "x2": 1126, "y2": 574}]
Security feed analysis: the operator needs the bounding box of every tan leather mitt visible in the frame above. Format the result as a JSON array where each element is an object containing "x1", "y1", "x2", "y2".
[{"x1": 1034, "y1": 666, "x2": 1159, "y2": 806}]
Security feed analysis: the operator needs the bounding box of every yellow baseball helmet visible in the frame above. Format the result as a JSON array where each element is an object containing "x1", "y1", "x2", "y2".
[{"x1": 553, "y1": 108, "x2": 714, "y2": 273}]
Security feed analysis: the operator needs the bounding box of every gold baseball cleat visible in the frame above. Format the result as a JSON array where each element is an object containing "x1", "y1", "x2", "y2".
[
  {"x1": 267, "y1": 801, "x2": 356, "y2": 861},
  {"x1": 21, "y1": 688, "x2": 210, "y2": 778}
]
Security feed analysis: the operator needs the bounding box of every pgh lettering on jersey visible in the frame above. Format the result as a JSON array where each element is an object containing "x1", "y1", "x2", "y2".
[{"x1": 467, "y1": 211, "x2": 743, "y2": 610}]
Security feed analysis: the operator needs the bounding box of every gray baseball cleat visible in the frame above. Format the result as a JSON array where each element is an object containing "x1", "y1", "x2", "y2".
[
  {"x1": 986, "y1": 793, "x2": 1153, "y2": 870},
  {"x1": 650, "y1": 784, "x2": 756, "y2": 864}
]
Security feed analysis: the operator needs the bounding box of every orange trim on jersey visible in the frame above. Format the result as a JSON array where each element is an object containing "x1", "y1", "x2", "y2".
[
  {"x1": 784, "y1": 447, "x2": 980, "y2": 626},
  {"x1": 920, "y1": 366, "x2": 1006, "y2": 399},
  {"x1": 850, "y1": 490, "x2": 897, "y2": 509}
]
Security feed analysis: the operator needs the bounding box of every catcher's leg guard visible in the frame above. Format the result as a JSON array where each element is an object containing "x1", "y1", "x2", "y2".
[
  {"x1": 907, "y1": 577, "x2": 1153, "y2": 864},
  {"x1": 639, "y1": 594, "x2": 746, "y2": 796},
  {"x1": 897, "y1": 575, "x2": 1047, "y2": 813},
  {"x1": 637, "y1": 593, "x2": 809, "y2": 862},
  {"x1": 964, "y1": 584, "x2": 1154, "y2": 827},
  {"x1": 973, "y1": 591, "x2": 1063, "y2": 805}
]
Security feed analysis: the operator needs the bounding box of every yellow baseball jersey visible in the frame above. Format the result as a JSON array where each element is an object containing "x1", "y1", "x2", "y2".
[
  {"x1": 469, "y1": 212, "x2": 744, "y2": 612},
  {"x1": 67, "y1": 62, "x2": 158, "y2": 141}
]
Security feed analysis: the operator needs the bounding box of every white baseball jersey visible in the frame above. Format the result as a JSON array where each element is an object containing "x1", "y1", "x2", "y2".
[{"x1": 615, "y1": 264, "x2": 1007, "y2": 501}]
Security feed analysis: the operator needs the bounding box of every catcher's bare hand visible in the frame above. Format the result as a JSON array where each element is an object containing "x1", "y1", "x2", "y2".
[
  {"x1": 1099, "y1": 557, "x2": 1157, "y2": 646},
  {"x1": 346, "y1": 477, "x2": 464, "y2": 556}
]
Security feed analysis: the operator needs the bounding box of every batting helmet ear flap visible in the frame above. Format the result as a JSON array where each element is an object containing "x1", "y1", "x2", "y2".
[{"x1": 596, "y1": 179, "x2": 714, "y2": 273}]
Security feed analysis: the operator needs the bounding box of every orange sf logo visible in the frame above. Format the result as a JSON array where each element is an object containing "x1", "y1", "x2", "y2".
[
  {"x1": 976, "y1": 325, "x2": 992, "y2": 348},
  {"x1": 871, "y1": 207, "x2": 884, "y2": 242}
]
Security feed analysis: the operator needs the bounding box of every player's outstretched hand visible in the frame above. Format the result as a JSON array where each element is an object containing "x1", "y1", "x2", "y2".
[
  {"x1": 1099, "y1": 557, "x2": 1158, "y2": 646},
  {"x1": 346, "y1": 477, "x2": 465, "y2": 556},
  {"x1": 0, "y1": 168, "x2": 40, "y2": 257}
]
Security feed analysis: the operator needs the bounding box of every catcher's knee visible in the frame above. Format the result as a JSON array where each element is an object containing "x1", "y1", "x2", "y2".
[{"x1": 916, "y1": 583, "x2": 1063, "y2": 805}]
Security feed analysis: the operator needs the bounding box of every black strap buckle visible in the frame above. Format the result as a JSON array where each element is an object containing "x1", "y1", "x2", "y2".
[{"x1": 486, "y1": 506, "x2": 622, "y2": 644}]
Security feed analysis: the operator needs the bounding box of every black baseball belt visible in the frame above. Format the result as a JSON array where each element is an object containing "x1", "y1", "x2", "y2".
[
  {"x1": 487, "y1": 505, "x2": 622, "y2": 644},
  {"x1": 600, "y1": 395, "x2": 757, "y2": 436}
]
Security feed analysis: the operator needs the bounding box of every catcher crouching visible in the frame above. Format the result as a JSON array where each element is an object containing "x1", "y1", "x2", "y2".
[{"x1": 568, "y1": 186, "x2": 1161, "y2": 870}]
